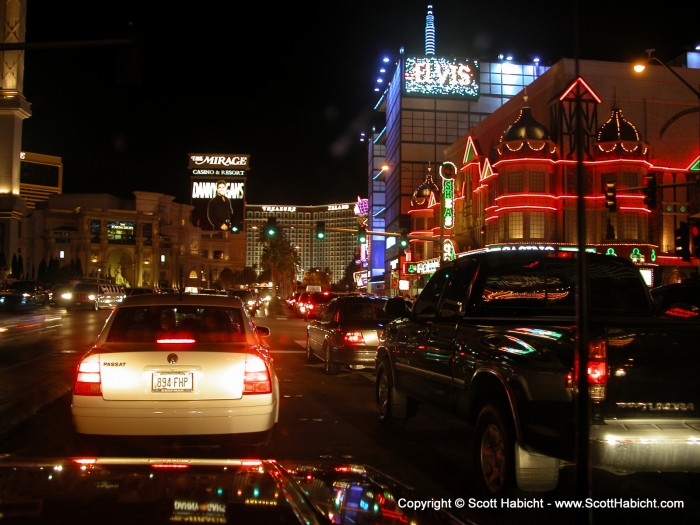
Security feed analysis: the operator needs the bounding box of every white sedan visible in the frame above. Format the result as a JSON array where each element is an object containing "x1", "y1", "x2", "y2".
[{"x1": 71, "y1": 294, "x2": 278, "y2": 450}]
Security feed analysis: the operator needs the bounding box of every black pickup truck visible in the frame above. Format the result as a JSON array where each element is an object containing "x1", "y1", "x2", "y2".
[{"x1": 376, "y1": 250, "x2": 700, "y2": 497}]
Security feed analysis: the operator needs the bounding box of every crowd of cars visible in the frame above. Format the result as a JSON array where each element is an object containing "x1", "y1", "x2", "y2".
[
  {"x1": 0, "y1": 281, "x2": 272, "y2": 315},
  {"x1": 1, "y1": 274, "x2": 696, "y2": 521}
]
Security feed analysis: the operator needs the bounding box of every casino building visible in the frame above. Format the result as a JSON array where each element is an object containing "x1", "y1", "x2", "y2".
[
  {"x1": 366, "y1": 5, "x2": 700, "y2": 295},
  {"x1": 244, "y1": 202, "x2": 363, "y2": 290}
]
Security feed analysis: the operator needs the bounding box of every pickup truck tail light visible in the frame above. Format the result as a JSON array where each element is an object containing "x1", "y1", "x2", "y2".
[{"x1": 566, "y1": 339, "x2": 607, "y2": 401}]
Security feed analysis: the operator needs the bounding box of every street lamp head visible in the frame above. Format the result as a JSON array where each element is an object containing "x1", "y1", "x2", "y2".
[{"x1": 631, "y1": 50, "x2": 700, "y2": 100}]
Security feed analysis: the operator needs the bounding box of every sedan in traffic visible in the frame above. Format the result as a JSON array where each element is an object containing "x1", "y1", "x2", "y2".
[
  {"x1": 296, "y1": 291, "x2": 337, "y2": 320},
  {"x1": 71, "y1": 293, "x2": 278, "y2": 452},
  {"x1": 306, "y1": 295, "x2": 389, "y2": 374}
]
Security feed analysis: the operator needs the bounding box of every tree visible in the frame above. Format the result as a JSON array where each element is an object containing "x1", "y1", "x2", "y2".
[
  {"x1": 333, "y1": 259, "x2": 358, "y2": 292},
  {"x1": 217, "y1": 268, "x2": 236, "y2": 289},
  {"x1": 303, "y1": 267, "x2": 330, "y2": 289},
  {"x1": 258, "y1": 228, "x2": 299, "y2": 298},
  {"x1": 239, "y1": 266, "x2": 258, "y2": 285},
  {"x1": 38, "y1": 259, "x2": 47, "y2": 282},
  {"x1": 47, "y1": 257, "x2": 61, "y2": 283}
]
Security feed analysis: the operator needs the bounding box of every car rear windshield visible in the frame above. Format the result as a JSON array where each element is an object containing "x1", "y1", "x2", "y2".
[
  {"x1": 308, "y1": 292, "x2": 336, "y2": 304},
  {"x1": 342, "y1": 300, "x2": 390, "y2": 321},
  {"x1": 106, "y1": 305, "x2": 247, "y2": 343}
]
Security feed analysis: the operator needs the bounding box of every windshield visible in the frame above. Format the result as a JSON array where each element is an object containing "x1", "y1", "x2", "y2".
[{"x1": 106, "y1": 305, "x2": 246, "y2": 343}]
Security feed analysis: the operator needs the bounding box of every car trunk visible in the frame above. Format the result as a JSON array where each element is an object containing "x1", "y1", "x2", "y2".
[{"x1": 96, "y1": 343, "x2": 252, "y2": 401}]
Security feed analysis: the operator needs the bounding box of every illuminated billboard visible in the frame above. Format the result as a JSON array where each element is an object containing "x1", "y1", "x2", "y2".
[
  {"x1": 188, "y1": 153, "x2": 250, "y2": 172},
  {"x1": 403, "y1": 56, "x2": 479, "y2": 98},
  {"x1": 191, "y1": 178, "x2": 245, "y2": 231},
  {"x1": 188, "y1": 153, "x2": 249, "y2": 231}
]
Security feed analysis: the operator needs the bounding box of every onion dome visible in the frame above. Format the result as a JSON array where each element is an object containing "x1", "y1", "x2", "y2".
[
  {"x1": 595, "y1": 106, "x2": 646, "y2": 158},
  {"x1": 502, "y1": 106, "x2": 550, "y2": 141},
  {"x1": 497, "y1": 96, "x2": 556, "y2": 159},
  {"x1": 411, "y1": 172, "x2": 440, "y2": 208}
]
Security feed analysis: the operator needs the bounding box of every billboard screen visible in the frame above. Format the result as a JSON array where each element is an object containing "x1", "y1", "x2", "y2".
[
  {"x1": 403, "y1": 56, "x2": 479, "y2": 98},
  {"x1": 188, "y1": 153, "x2": 249, "y2": 231},
  {"x1": 191, "y1": 178, "x2": 245, "y2": 231}
]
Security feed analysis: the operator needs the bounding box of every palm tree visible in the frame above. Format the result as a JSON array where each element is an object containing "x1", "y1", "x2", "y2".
[{"x1": 258, "y1": 229, "x2": 299, "y2": 298}]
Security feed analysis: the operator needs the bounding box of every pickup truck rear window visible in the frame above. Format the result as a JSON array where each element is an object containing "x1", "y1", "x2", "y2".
[{"x1": 477, "y1": 257, "x2": 650, "y2": 314}]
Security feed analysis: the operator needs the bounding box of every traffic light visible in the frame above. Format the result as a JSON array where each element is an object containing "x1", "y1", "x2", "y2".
[
  {"x1": 690, "y1": 219, "x2": 700, "y2": 257},
  {"x1": 398, "y1": 229, "x2": 409, "y2": 249},
  {"x1": 604, "y1": 183, "x2": 617, "y2": 212},
  {"x1": 264, "y1": 217, "x2": 278, "y2": 238},
  {"x1": 230, "y1": 221, "x2": 243, "y2": 233},
  {"x1": 642, "y1": 174, "x2": 657, "y2": 209},
  {"x1": 357, "y1": 225, "x2": 367, "y2": 245},
  {"x1": 674, "y1": 221, "x2": 690, "y2": 260},
  {"x1": 315, "y1": 221, "x2": 326, "y2": 240}
]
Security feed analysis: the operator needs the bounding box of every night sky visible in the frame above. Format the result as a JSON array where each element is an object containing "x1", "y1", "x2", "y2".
[{"x1": 18, "y1": 1, "x2": 697, "y2": 205}]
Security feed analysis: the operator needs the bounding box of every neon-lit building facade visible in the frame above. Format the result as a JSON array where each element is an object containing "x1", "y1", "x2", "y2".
[
  {"x1": 367, "y1": 5, "x2": 548, "y2": 293},
  {"x1": 368, "y1": 6, "x2": 700, "y2": 294},
  {"x1": 429, "y1": 55, "x2": 700, "y2": 288}
]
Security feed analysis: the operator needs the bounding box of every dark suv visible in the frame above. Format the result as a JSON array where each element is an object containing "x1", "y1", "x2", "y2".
[{"x1": 650, "y1": 281, "x2": 700, "y2": 318}]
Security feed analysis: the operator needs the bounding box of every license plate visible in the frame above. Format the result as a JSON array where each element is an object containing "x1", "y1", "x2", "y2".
[{"x1": 152, "y1": 372, "x2": 193, "y2": 392}]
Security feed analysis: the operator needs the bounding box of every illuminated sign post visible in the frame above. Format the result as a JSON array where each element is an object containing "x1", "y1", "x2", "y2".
[
  {"x1": 403, "y1": 56, "x2": 479, "y2": 99},
  {"x1": 442, "y1": 178, "x2": 453, "y2": 228},
  {"x1": 188, "y1": 153, "x2": 250, "y2": 231}
]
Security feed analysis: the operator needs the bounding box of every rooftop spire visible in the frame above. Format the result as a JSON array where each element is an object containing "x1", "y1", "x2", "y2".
[{"x1": 425, "y1": 4, "x2": 435, "y2": 55}]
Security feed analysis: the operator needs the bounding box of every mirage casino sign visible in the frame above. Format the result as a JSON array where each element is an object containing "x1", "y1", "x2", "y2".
[
  {"x1": 403, "y1": 56, "x2": 479, "y2": 99},
  {"x1": 189, "y1": 153, "x2": 249, "y2": 231}
]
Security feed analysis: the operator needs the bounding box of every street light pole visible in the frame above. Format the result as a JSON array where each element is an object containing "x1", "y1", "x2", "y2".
[
  {"x1": 633, "y1": 49, "x2": 700, "y2": 100},
  {"x1": 634, "y1": 48, "x2": 700, "y2": 276}
]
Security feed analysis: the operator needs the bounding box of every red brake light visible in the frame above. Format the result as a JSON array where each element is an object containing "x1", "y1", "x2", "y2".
[
  {"x1": 343, "y1": 331, "x2": 365, "y2": 344},
  {"x1": 243, "y1": 354, "x2": 272, "y2": 394},
  {"x1": 151, "y1": 463, "x2": 190, "y2": 470},
  {"x1": 156, "y1": 338, "x2": 196, "y2": 344},
  {"x1": 567, "y1": 339, "x2": 607, "y2": 401},
  {"x1": 74, "y1": 358, "x2": 102, "y2": 396}
]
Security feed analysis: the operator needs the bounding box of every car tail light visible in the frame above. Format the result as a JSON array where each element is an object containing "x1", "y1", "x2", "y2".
[
  {"x1": 343, "y1": 331, "x2": 365, "y2": 345},
  {"x1": 156, "y1": 337, "x2": 196, "y2": 344},
  {"x1": 566, "y1": 339, "x2": 607, "y2": 401},
  {"x1": 243, "y1": 354, "x2": 272, "y2": 394},
  {"x1": 74, "y1": 356, "x2": 102, "y2": 396}
]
